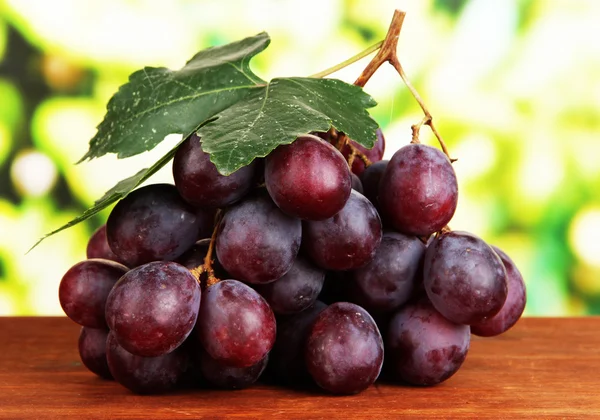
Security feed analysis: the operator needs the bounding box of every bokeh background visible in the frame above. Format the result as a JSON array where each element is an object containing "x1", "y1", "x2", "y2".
[{"x1": 0, "y1": 0, "x2": 599, "y2": 316}]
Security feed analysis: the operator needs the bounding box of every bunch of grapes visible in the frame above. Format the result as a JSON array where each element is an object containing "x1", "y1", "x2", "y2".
[{"x1": 59, "y1": 129, "x2": 526, "y2": 395}]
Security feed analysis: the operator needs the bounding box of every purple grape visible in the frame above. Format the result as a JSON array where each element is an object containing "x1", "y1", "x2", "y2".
[
  {"x1": 306, "y1": 302, "x2": 383, "y2": 394},
  {"x1": 359, "y1": 160, "x2": 388, "y2": 207},
  {"x1": 424, "y1": 231, "x2": 508, "y2": 325},
  {"x1": 106, "y1": 183, "x2": 210, "y2": 267},
  {"x1": 351, "y1": 231, "x2": 425, "y2": 313},
  {"x1": 173, "y1": 133, "x2": 256, "y2": 208},
  {"x1": 196, "y1": 280, "x2": 276, "y2": 367},
  {"x1": 59, "y1": 259, "x2": 127, "y2": 328},
  {"x1": 379, "y1": 144, "x2": 458, "y2": 236},
  {"x1": 105, "y1": 261, "x2": 200, "y2": 357},
  {"x1": 86, "y1": 224, "x2": 127, "y2": 265},
  {"x1": 351, "y1": 173, "x2": 363, "y2": 193},
  {"x1": 265, "y1": 134, "x2": 351, "y2": 220},
  {"x1": 269, "y1": 301, "x2": 327, "y2": 385},
  {"x1": 471, "y1": 246, "x2": 526, "y2": 336},
  {"x1": 216, "y1": 192, "x2": 301, "y2": 284},
  {"x1": 106, "y1": 331, "x2": 188, "y2": 394},
  {"x1": 199, "y1": 349, "x2": 268, "y2": 390},
  {"x1": 78, "y1": 327, "x2": 112, "y2": 379},
  {"x1": 254, "y1": 256, "x2": 325, "y2": 314},
  {"x1": 386, "y1": 298, "x2": 470, "y2": 386},
  {"x1": 303, "y1": 190, "x2": 382, "y2": 270}
]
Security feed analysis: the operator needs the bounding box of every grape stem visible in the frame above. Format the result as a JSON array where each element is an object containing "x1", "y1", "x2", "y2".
[
  {"x1": 190, "y1": 210, "x2": 223, "y2": 288},
  {"x1": 354, "y1": 10, "x2": 455, "y2": 162},
  {"x1": 309, "y1": 41, "x2": 384, "y2": 79},
  {"x1": 327, "y1": 127, "x2": 373, "y2": 170}
]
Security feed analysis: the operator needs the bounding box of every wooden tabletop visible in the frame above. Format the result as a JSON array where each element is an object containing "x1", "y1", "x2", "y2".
[{"x1": 0, "y1": 317, "x2": 598, "y2": 419}]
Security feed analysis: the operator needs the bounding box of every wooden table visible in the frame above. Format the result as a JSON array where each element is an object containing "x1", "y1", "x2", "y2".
[{"x1": 0, "y1": 317, "x2": 598, "y2": 419}]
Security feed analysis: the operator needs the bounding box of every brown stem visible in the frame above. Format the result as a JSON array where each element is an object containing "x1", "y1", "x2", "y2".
[
  {"x1": 354, "y1": 10, "x2": 455, "y2": 162},
  {"x1": 191, "y1": 210, "x2": 223, "y2": 288}
]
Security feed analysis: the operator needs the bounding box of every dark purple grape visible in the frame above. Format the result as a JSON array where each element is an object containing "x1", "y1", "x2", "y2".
[
  {"x1": 196, "y1": 207, "x2": 218, "y2": 240},
  {"x1": 351, "y1": 173, "x2": 363, "y2": 193},
  {"x1": 471, "y1": 246, "x2": 526, "y2": 336},
  {"x1": 59, "y1": 259, "x2": 128, "y2": 328},
  {"x1": 379, "y1": 144, "x2": 458, "y2": 236},
  {"x1": 173, "y1": 133, "x2": 256, "y2": 208},
  {"x1": 196, "y1": 280, "x2": 276, "y2": 367},
  {"x1": 303, "y1": 190, "x2": 382, "y2": 271},
  {"x1": 386, "y1": 298, "x2": 470, "y2": 386},
  {"x1": 254, "y1": 256, "x2": 325, "y2": 315},
  {"x1": 106, "y1": 331, "x2": 188, "y2": 394},
  {"x1": 351, "y1": 231, "x2": 425, "y2": 313},
  {"x1": 200, "y1": 349, "x2": 268, "y2": 390},
  {"x1": 265, "y1": 134, "x2": 351, "y2": 220},
  {"x1": 270, "y1": 301, "x2": 327, "y2": 385},
  {"x1": 424, "y1": 231, "x2": 508, "y2": 325},
  {"x1": 106, "y1": 183, "x2": 210, "y2": 267},
  {"x1": 359, "y1": 160, "x2": 388, "y2": 207},
  {"x1": 306, "y1": 302, "x2": 383, "y2": 394},
  {"x1": 216, "y1": 192, "x2": 301, "y2": 284},
  {"x1": 86, "y1": 224, "x2": 127, "y2": 265},
  {"x1": 105, "y1": 261, "x2": 200, "y2": 357},
  {"x1": 78, "y1": 327, "x2": 112, "y2": 379}
]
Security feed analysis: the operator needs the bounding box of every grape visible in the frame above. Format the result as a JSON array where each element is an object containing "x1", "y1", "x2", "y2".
[
  {"x1": 196, "y1": 280, "x2": 276, "y2": 367},
  {"x1": 303, "y1": 190, "x2": 382, "y2": 270},
  {"x1": 379, "y1": 144, "x2": 458, "y2": 236},
  {"x1": 78, "y1": 327, "x2": 112, "y2": 379},
  {"x1": 106, "y1": 331, "x2": 188, "y2": 394},
  {"x1": 351, "y1": 231, "x2": 425, "y2": 313},
  {"x1": 59, "y1": 259, "x2": 127, "y2": 328},
  {"x1": 106, "y1": 184, "x2": 209, "y2": 267},
  {"x1": 216, "y1": 192, "x2": 301, "y2": 284},
  {"x1": 424, "y1": 231, "x2": 508, "y2": 325},
  {"x1": 105, "y1": 261, "x2": 200, "y2": 357},
  {"x1": 359, "y1": 160, "x2": 388, "y2": 207},
  {"x1": 86, "y1": 224, "x2": 126, "y2": 265},
  {"x1": 306, "y1": 302, "x2": 383, "y2": 394},
  {"x1": 269, "y1": 301, "x2": 327, "y2": 385},
  {"x1": 199, "y1": 349, "x2": 268, "y2": 390},
  {"x1": 172, "y1": 133, "x2": 257, "y2": 208},
  {"x1": 471, "y1": 246, "x2": 526, "y2": 336},
  {"x1": 351, "y1": 173, "x2": 363, "y2": 193},
  {"x1": 386, "y1": 298, "x2": 470, "y2": 386},
  {"x1": 265, "y1": 134, "x2": 351, "y2": 220},
  {"x1": 254, "y1": 256, "x2": 325, "y2": 315}
]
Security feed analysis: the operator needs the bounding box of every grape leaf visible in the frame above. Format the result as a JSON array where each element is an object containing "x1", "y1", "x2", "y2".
[
  {"x1": 79, "y1": 32, "x2": 269, "y2": 162},
  {"x1": 198, "y1": 77, "x2": 379, "y2": 175},
  {"x1": 33, "y1": 33, "x2": 381, "y2": 249}
]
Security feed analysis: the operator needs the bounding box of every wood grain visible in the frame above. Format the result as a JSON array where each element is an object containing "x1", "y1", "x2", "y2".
[{"x1": 0, "y1": 317, "x2": 598, "y2": 419}]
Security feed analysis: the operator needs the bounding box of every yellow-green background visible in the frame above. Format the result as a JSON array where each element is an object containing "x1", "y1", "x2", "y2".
[{"x1": 0, "y1": 0, "x2": 598, "y2": 316}]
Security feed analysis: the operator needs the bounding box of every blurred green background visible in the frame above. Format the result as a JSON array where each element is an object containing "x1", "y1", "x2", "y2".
[{"x1": 0, "y1": 0, "x2": 599, "y2": 316}]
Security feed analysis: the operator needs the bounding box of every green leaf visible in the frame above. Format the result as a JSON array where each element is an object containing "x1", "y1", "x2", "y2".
[
  {"x1": 198, "y1": 77, "x2": 379, "y2": 175},
  {"x1": 29, "y1": 138, "x2": 183, "y2": 252},
  {"x1": 79, "y1": 32, "x2": 269, "y2": 162}
]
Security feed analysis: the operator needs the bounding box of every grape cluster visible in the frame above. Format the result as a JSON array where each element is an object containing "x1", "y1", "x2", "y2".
[{"x1": 61, "y1": 129, "x2": 526, "y2": 395}]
